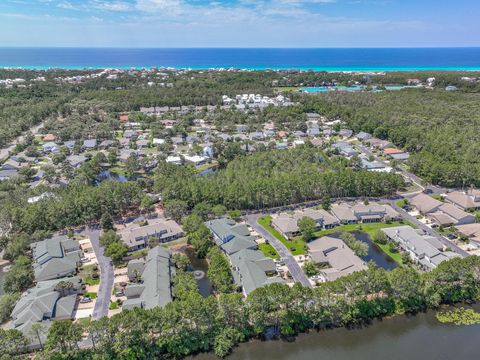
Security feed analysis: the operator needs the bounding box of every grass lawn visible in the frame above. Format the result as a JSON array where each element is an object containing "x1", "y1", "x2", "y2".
[
  {"x1": 258, "y1": 243, "x2": 280, "y2": 259},
  {"x1": 257, "y1": 216, "x2": 306, "y2": 255},
  {"x1": 79, "y1": 264, "x2": 100, "y2": 286},
  {"x1": 77, "y1": 317, "x2": 91, "y2": 327},
  {"x1": 313, "y1": 221, "x2": 417, "y2": 239},
  {"x1": 161, "y1": 237, "x2": 188, "y2": 248},
  {"x1": 85, "y1": 292, "x2": 97, "y2": 299},
  {"x1": 396, "y1": 199, "x2": 408, "y2": 208},
  {"x1": 110, "y1": 166, "x2": 127, "y2": 176},
  {"x1": 375, "y1": 242, "x2": 403, "y2": 265},
  {"x1": 110, "y1": 301, "x2": 120, "y2": 310},
  {"x1": 431, "y1": 194, "x2": 445, "y2": 201}
]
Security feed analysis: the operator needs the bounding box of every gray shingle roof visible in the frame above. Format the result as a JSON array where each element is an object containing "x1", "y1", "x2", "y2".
[
  {"x1": 205, "y1": 218, "x2": 257, "y2": 255},
  {"x1": 31, "y1": 236, "x2": 81, "y2": 281},
  {"x1": 123, "y1": 246, "x2": 174, "y2": 310}
]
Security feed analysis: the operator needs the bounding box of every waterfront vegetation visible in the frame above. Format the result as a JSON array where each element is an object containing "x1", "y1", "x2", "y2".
[
  {"x1": 436, "y1": 308, "x2": 480, "y2": 326},
  {"x1": 257, "y1": 215, "x2": 307, "y2": 255},
  {"x1": 1, "y1": 256, "x2": 478, "y2": 358}
]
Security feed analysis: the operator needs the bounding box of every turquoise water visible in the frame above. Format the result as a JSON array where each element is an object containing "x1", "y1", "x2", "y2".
[
  {"x1": 1, "y1": 48, "x2": 480, "y2": 70},
  {"x1": 301, "y1": 85, "x2": 416, "y2": 93}
]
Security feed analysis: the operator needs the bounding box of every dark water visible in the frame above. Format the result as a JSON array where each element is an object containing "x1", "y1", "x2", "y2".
[
  {"x1": 1, "y1": 48, "x2": 480, "y2": 70},
  {"x1": 329, "y1": 231, "x2": 398, "y2": 271},
  {"x1": 192, "y1": 308, "x2": 480, "y2": 360},
  {"x1": 96, "y1": 170, "x2": 128, "y2": 183},
  {"x1": 185, "y1": 247, "x2": 213, "y2": 297}
]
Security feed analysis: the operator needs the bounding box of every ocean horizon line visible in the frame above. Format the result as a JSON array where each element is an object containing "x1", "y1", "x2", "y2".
[
  {"x1": 2, "y1": 48, "x2": 480, "y2": 72},
  {"x1": 3, "y1": 65, "x2": 480, "y2": 72}
]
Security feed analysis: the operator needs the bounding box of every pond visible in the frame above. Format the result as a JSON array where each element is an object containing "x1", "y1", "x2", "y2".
[
  {"x1": 96, "y1": 170, "x2": 128, "y2": 183},
  {"x1": 191, "y1": 306, "x2": 480, "y2": 360},
  {"x1": 328, "y1": 231, "x2": 398, "y2": 271},
  {"x1": 185, "y1": 247, "x2": 213, "y2": 297}
]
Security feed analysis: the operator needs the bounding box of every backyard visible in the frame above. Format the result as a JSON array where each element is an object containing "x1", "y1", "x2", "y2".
[{"x1": 257, "y1": 216, "x2": 307, "y2": 255}]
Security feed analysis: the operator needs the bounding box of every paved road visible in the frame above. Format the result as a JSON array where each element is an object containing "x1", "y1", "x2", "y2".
[
  {"x1": 246, "y1": 214, "x2": 312, "y2": 288},
  {"x1": 0, "y1": 122, "x2": 44, "y2": 161},
  {"x1": 388, "y1": 201, "x2": 469, "y2": 257},
  {"x1": 81, "y1": 227, "x2": 114, "y2": 320}
]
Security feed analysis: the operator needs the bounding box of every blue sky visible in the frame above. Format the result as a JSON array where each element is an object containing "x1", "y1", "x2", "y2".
[{"x1": 0, "y1": 0, "x2": 478, "y2": 47}]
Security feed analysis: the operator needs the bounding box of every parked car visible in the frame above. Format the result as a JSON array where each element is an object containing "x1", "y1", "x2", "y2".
[
  {"x1": 423, "y1": 188, "x2": 433, "y2": 194},
  {"x1": 115, "y1": 291, "x2": 125, "y2": 297},
  {"x1": 80, "y1": 297, "x2": 92, "y2": 303}
]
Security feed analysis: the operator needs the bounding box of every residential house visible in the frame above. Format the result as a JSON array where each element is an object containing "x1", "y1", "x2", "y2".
[
  {"x1": 0, "y1": 169, "x2": 17, "y2": 181},
  {"x1": 67, "y1": 155, "x2": 87, "y2": 168},
  {"x1": 124, "y1": 130, "x2": 138, "y2": 139},
  {"x1": 83, "y1": 139, "x2": 97, "y2": 150},
  {"x1": 352, "y1": 203, "x2": 399, "y2": 223},
  {"x1": 123, "y1": 246, "x2": 174, "y2": 310},
  {"x1": 356, "y1": 132, "x2": 372, "y2": 141},
  {"x1": 186, "y1": 135, "x2": 200, "y2": 144},
  {"x1": 153, "y1": 138, "x2": 165, "y2": 146},
  {"x1": 310, "y1": 138, "x2": 324, "y2": 147},
  {"x1": 367, "y1": 138, "x2": 392, "y2": 150},
  {"x1": 455, "y1": 223, "x2": 480, "y2": 244},
  {"x1": 119, "y1": 218, "x2": 184, "y2": 251},
  {"x1": 382, "y1": 226, "x2": 460, "y2": 270},
  {"x1": 183, "y1": 154, "x2": 208, "y2": 166},
  {"x1": 30, "y1": 236, "x2": 82, "y2": 281},
  {"x1": 271, "y1": 208, "x2": 339, "y2": 239},
  {"x1": 42, "y1": 142, "x2": 58, "y2": 153},
  {"x1": 166, "y1": 156, "x2": 182, "y2": 165},
  {"x1": 410, "y1": 193, "x2": 443, "y2": 214},
  {"x1": 171, "y1": 136, "x2": 184, "y2": 145},
  {"x1": 306, "y1": 113, "x2": 321, "y2": 121},
  {"x1": 308, "y1": 236, "x2": 368, "y2": 281},
  {"x1": 427, "y1": 203, "x2": 475, "y2": 226},
  {"x1": 205, "y1": 218, "x2": 257, "y2": 255},
  {"x1": 338, "y1": 129, "x2": 353, "y2": 138},
  {"x1": 10, "y1": 277, "x2": 83, "y2": 339},
  {"x1": 229, "y1": 249, "x2": 284, "y2": 297},
  {"x1": 331, "y1": 203, "x2": 358, "y2": 224},
  {"x1": 136, "y1": 139, "x2": 149, "y2": 149},
  {"x1": 410, "y1": 194, "x2": 475, "y2": 226},
  {"x1": 307, "y1": 127, "x2": 321, "y2": 137},
  {"x1": 99, "y1": 140, "x2": 114, "y2": 149},
  {"x1": 42, "y1": 134, "x2": 57, "y2": 142},
  {"x1": 446, "y1": 189, "x2": 480, "y2": 211}
]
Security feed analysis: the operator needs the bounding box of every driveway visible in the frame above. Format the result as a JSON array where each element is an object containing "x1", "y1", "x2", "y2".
[
  {"x1": 80, "y1": 227, "x2": 114, "y2": 320},
  {"x1": 388, "y1": 201, "x2": 469, "y2": 257},
  {"x1": 246, "y1": 214, "x2": 312, "y2": 288}
]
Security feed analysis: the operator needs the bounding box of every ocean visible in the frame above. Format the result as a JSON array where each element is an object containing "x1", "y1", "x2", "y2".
[{"x1": 1, "y1": 48, "x2": 480, "y2": 71}]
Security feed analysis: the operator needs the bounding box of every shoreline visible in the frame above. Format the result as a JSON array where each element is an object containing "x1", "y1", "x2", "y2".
[{"x1": 3, "y1": 65, "x2": 480, "y2": 72}]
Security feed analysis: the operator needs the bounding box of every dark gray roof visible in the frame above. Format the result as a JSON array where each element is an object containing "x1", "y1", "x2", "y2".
[
  {"x1": 123, "y1": 246, "x2": 174, "y2": 310},
  {"x1": 205, "y1": 218, "x2": 257, "y2": 255}
]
